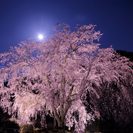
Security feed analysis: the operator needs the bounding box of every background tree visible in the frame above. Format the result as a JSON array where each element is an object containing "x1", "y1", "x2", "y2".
[{"x1": 0, "y1": 24, "x2": 133, "y2": 133}]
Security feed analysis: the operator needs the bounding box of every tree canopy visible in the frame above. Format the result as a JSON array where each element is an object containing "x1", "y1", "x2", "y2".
[{"x1": 0, "y1": 24, "x2": 133, "y2": 133}]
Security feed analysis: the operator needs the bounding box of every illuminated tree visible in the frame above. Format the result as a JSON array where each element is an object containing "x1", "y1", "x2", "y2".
[{"x1": 0, "y1": 24, "x2": 132, "y2": 132}]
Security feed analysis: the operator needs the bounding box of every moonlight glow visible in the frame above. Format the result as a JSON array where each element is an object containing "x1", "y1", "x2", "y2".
[{"x1": 37, "y1": 34, "x2": 44, "y2": 40}]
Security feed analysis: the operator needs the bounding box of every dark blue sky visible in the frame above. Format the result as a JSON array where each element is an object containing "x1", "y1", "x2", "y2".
[{"x1": 0, "y1": 0, "x2": 133, "y2": 52}]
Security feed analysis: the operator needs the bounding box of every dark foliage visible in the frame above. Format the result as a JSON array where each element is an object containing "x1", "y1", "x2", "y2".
[
  {"x1": 0, "y1": 107, "x2": 19, "y2": 133},
  {"x1": 117, "y1": 50, "x2": 133, "y2": 61}
]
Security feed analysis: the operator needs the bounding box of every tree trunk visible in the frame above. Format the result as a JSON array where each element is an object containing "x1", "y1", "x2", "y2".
[
  {"x1": 56, "y1": 118, "x2": 66, "y2": 133},
  {"x1": 20, "y1": 124, "x2": 34, "y2": 133}
]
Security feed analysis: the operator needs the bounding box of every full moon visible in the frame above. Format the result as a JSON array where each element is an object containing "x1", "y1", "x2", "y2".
[{"x1": 37, "y1": 34, "x2": 44, "y2": 40}]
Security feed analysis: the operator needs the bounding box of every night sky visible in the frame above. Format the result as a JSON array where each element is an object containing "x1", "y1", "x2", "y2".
[{"x1": 0, "y1": 0, "x2": 133, "y2": 52}]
